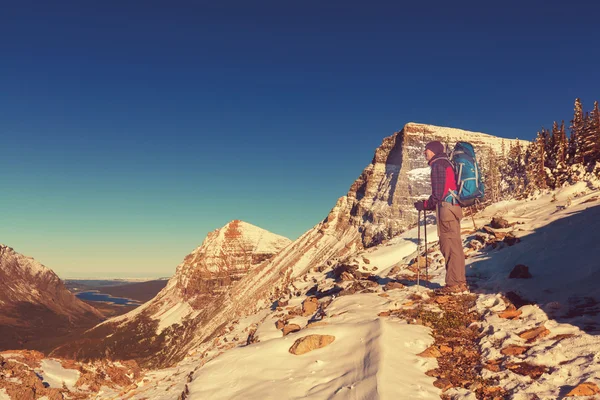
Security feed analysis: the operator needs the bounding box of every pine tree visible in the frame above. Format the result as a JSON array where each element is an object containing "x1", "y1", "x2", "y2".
[
  {"x1": 483, "y1": 147, "x2": 501, "y2": 203},
  {"x1": 580, "y1": 111, "x2": 596, "y2": 164},
  {"x1": 506, "y1": 140, "x2": 526, "y2": 195},
  {"x1": 588, "y1": 101, "x2": 600, "y2": 164},
  {"x1": 569, "y1": 98, "x2": 585, "y2": 164}
]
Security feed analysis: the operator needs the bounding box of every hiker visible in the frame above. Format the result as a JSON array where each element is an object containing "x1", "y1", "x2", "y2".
[{"x1": 413, "y1": 141, "x2": 468, "y2": 294}]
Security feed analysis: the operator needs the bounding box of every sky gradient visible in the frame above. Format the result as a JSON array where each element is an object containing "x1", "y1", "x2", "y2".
[{"x1": 1, "y1": 1, "x2": 599, "y2": 278}]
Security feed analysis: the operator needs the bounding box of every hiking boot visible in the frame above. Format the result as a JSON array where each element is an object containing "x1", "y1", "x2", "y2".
[{"x1": 434, "y1": 283, "x2": 469, "y2": 295}]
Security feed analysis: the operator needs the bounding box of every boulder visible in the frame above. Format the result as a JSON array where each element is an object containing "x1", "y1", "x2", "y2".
[
  {"x1": 503, "y1": 233, "x2": 521, "y2": 246},
  {"x1": 302, "y1": 297, "x2": 319, "y2": 316},
  {"x1": 384, "y1": 281, "x2": 404, "y2": 291},
  {"x1": 518, "y1": 325, "x2": 550, "y2": 343},
  {"x1": 566, "y1": 382, "x2": 600, "y2": 396},
  {"x1": 289, "y1": 335, "x2": 335, "y2": 355},
  {"x1": 509, "y1": 264, "x2": 532, "y2": 279},
  {"x1": 282, "y1": 324, "x2": 301, "y2": 336},
  {"x1": 501, "y1": 345, "x2": 529, "y2": 356},
  {"x1": 491, "y1": 217, "x2": 510, "y2": 229}
]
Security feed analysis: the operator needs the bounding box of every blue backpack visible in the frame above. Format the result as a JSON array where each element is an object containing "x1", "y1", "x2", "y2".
[{"x1": 448, "y1": 142, "x2": 485, "y2": 207}]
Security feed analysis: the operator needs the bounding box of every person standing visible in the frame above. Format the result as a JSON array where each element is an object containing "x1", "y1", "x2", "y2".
[{"x1": 414, "y1": 141, "x2": 468, "y2": 294}]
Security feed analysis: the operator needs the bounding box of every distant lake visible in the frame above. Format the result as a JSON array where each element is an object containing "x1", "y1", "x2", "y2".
[{"x1": 76, "y1": 291, "x2": 141, "y2": 306}]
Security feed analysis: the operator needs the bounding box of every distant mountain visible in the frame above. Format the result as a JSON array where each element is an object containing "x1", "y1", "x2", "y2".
[
  {"x1": 0, "y1": 245, "x2": 103, "y2": 351},
  {"x1": 52, "y1": 220, "x2": 292, "y2": 366}
]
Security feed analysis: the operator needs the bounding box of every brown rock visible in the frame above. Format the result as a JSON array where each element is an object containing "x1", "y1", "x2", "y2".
[
  {"x1": 435, "y1": 296, "x2": 451, "y2": 304},
  {"x1": 283, "y1": 324, "x2": 301, "y2": 336},
  {"x1": 509, "y1": 264, "x2": 532, "y2": 279},
  {"x1": 498, "y1": 309, "x2": 522, "y2": 319},
  {"x1": 302, "y1": 297, "x2": 319, "y2": 316},
  {"x1": 505, "y1": 362, "x2": 548, "y2": 379},
  {"x1": 566, "y1": 382, "x2": 600, "y2": 396},
  {"x1": 378, "y1": 311, "x2": 391, "y2": 317},
  {"x1": 550, "y1": 333, "x2": 575, "y2": 341},
  {"x1": 484, "y1": 359, "x2": 502, "y2": 372},
  {"x1": 504, "y1": 233, "x2": 521, "y2": 246},
  {"x1": 275, "y1": 319, "x2": 285, "y2": 330},
  {"x1": 378, "y1": 293, "x2": 390, "y2": 298},
  {"x1": 433, "y1": 378, "x2": 453, "y2": 390},
  {"x1": 518, "y1": 325, "x2": 550, "y2": 343},
  {"x1": 491, "y1": 217, "x2": 510, "y2": 229},
  {"x1": 501, "y1": 345, "x2": 529, "y2": 356},
  {"x1": 362, "y1": 257, "x2": 371, "y2": 264},
  {"x1": 384, "y1": 281, "x2": 404, "y2": 291},
  {"x1": 289, "y1": 335, "x2": 335, "y2": 355},
  {"x1": 417, "y1": 345, "x2": 442, "y2": 358},
  {"x1": 387, "y1": 266, "x2": 401, "y2": 276},
  {"x1": 439, "y1": 345, "x2": 452, "y2": 354}
]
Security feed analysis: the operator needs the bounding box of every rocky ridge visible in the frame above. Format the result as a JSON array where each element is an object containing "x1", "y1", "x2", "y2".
[
  {"x1": 0, "y1": 245, "x2": 103, "y2": 351},
  {"x1": 51, "y1": 220, "x2": 292, "y2": 367}
]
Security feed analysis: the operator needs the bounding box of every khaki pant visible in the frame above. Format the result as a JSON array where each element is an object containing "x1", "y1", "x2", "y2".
[{"x1": 436, "y1": 203, "x2": 466, "y2": 287}]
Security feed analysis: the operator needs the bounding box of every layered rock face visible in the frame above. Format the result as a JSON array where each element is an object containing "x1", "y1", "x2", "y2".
[
  {"x1": 52, "y1": 221, "x2": 292, "y2": 367},
  {"x1": 0, "y1": 245, "x2": 103, "y2": 351},
  {"x1": 344, "y1": 122, "x2": 520, "y2": 246}
]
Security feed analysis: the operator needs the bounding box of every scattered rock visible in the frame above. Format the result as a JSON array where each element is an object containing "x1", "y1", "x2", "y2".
[
  {"x1": 566, "y1": 382, "x2": 600, "y2": 396},
  {"x1": 283, "y1": 324, "x2": 301, "y2": 336},
  {"x1": 384, "y1": 281, "x2": 404, "y2": 291},
  {"x1": 498, "y1": 308, "x2": 522, "y2": 319},
  {"x1": 362, "y1": 257, "x2": 371, "y2": 264},
  {"x1": 491, "y1": 217, "x2": 510, "y2": 229},
  {"x1": 302, "y1": 297, "x2": 319, "y2": 316},
  {"x1": 550, "y1": 333, "x2": 575, "y2": 341},
  {"x1": 509, "y1": 264, "x2": 532, "y2": 279},
  {"x1": 505, "y1": 362, "x2": 548, "y2": 379},
  {"x1": 501, "y1": 345, "x2": 529, "y2": 356},
  {"x1": 582, "y1": 196, "x2": 599, "y2": 204},
  {"x1": 417, "y1": 345, "x2": 442, "y2": 358},
  {"x1": 503, "y1": 234, "x2": 521, "y2": 246},
  {"x1": 439, "y1": 345, "x2": 452, "y2": 354},
  {"x1": 289, "y1": 335, "x2": 335, "y2": 355},
  {"x1": 518, "y1": 325, "x2": 550, "y2": 343},
  {"x1": 387, "y1": 266, "x2": 401, "y2": 276},
  {"x1": 484, "y1": 359, "x2": 502, "y2": 372},
  {"x1": 433, "y1": 378, "x2": 453, "y2": 391}
]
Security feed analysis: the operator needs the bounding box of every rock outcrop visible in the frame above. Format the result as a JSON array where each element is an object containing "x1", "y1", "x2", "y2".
[
  {"x1": 0, "y1": 245, "x2": 103, "y2": 351},
  {"x1": 342, "y1": 122, "x2": 520, "y2": 247}
]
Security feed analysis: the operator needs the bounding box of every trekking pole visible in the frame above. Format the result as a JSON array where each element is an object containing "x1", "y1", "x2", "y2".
[
  {"x1": 417, "y1": 210, "x2": 421, "y2": 288},
  {"x1": 424, "y1": 209, "x2": 428, "y2": 282}
]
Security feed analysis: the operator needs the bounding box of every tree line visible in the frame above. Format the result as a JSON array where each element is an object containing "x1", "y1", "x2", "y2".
[{"x1": 480, "y1": 98, "x2": 600, "y2": 203}]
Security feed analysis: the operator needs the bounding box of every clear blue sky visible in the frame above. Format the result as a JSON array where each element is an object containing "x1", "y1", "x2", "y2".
[{"x1": 1, "y1": 1, "x2": 599, "y2": 278}]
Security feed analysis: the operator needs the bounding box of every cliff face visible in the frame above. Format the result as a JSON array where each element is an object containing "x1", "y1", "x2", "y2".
[
  {"x1": 0, "y1": 245, "x2": 103, "y2": 351},
  {"x1": 344, "y1": 122, "x2": 518, "y2": 246}
]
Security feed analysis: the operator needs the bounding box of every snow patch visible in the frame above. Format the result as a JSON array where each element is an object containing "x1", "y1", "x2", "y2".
[{"x1": 38, "y1": 359, "x2": 80, "y2": 391}]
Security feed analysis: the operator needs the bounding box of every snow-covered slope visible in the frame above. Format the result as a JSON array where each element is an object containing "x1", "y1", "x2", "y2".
[
  {"x1": 95, "y1": 176, "x2": 600, "y2": 400},
  {"x1": 51, "y1": 220, "x2": 292, "y2": 367},
  {"x1": 0, "y1": 245, "x2": 103, "y2": 351}
]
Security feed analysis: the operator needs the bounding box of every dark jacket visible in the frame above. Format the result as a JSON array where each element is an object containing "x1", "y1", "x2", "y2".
[{"x1": 424, "y1": 153, "x2": 458, "y2": 211}]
